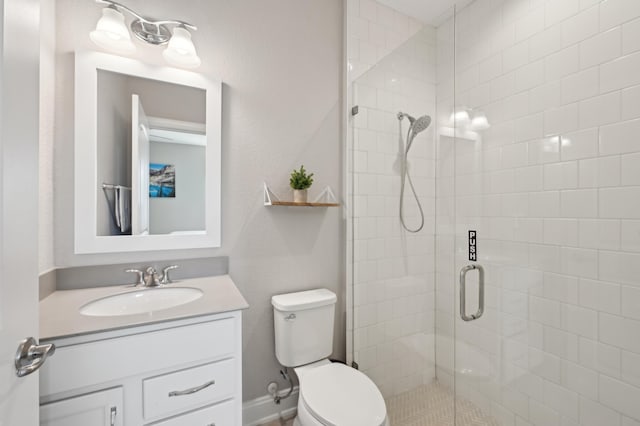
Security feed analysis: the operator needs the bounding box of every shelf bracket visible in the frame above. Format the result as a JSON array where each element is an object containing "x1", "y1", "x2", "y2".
[
  {"x1": 263, "y1": 182, "x2": 281, "y2": 206},
  {"x1": 313, "y1": 186, "x2": 338, "y2": 204}
]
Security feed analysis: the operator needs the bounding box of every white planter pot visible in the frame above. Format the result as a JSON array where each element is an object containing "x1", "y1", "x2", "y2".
[{"x1": 293, "y1": 189, "x2": 308, "y2": 203}]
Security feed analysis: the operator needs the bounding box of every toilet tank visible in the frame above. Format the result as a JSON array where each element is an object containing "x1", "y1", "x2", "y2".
[{"x1": 272, "y1": 289, "x2": 337, "y2": 367}]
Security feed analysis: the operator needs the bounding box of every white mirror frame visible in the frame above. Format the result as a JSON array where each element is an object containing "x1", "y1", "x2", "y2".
[{"x1": 74, "y1": 51, "x2": 221, "y2": 253}]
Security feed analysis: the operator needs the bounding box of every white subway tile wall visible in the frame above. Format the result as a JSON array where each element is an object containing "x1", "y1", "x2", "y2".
[
  {"x1": 348, "y1": 0, "x2": 640, "y2": 423},
  {"x1": 434, "y1": 0, "x2": 640, "y2": 424},
  {"x1": 347, "y1": 0, "x2": 425, "y2": 82},
  {"x1": 347, "y1": 0, "x2": 438, "y2": 397}
]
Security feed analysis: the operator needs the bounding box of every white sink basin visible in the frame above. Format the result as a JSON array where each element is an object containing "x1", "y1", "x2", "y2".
[{"x1": 79, "y1": 287, "x2": 204, "y2": 317}]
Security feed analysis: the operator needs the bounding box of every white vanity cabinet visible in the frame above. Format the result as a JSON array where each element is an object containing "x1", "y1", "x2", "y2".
[{"x1": 39, "y1": 311, "x2": 243, "y2": 426}]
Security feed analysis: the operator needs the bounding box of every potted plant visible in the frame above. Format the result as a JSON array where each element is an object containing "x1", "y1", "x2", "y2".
[{"x1": 290, "y1": 165, "x2": 314, "y2": 203}]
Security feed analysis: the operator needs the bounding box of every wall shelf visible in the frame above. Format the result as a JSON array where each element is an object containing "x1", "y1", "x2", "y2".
[{"x1": 263, "y1": 182, "x2": 339, "y2": 207}]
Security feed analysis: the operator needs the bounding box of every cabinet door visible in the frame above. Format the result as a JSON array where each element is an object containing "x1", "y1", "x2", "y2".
[{"x1": 40, "y1": 387, "x2": 123, "y2": 426}]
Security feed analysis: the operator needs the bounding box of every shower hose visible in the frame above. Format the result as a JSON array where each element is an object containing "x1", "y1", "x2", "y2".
[{"x1": 399, "y1": 120, "x2": 425, "y2": 233}]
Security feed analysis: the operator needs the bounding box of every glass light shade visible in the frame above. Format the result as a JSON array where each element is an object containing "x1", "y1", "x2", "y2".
[
  {"x1": 90, "y1": 8, "x2": 136, "y2": 54},
  {"x1": 470, "y1": 111, "x2": 490, "y2": 130},
  {"x1": 450, "y1": 109, "x2": 470, "y2": 126},
  {"x1": 163, "y1": 27, "x2": 201, "y2": 69}
]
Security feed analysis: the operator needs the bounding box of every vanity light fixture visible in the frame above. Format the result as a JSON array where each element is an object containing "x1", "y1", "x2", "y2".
[
  {"x1": 469, "y1": 110, "x2": 490, "y2": 131},
  {"x1": 449, "y1": 107, "x2": 491, "y2": 131},
  {"x1": 91, "y1": 0, "x2": 201, "y2": 68},
  {"x1": 90, "y1": 7, "x2": 135, "y2": 54},
  {"x1": 162, "y1": 26, "x2": 201, "y2": 68},
  {"x1": 450, "y1": 108, "x2": 471, "y2": 126}
]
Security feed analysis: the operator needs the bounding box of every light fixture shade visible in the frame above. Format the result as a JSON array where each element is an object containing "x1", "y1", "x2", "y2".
[
  {"x1": 163, "y1": 27, "x2": 201, "y2": 68},
  {"x1": 450, "y1": 108, "x2": 470, "y2": 126},
  {"x1": 470, "y1": 111, "x2": 490, "y2": 130},
  {"x1": 90, "y1": 7, "x2": 136, "y2": 54}
]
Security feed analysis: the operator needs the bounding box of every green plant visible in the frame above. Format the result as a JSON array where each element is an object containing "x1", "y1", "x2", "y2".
[{"x1": 289, "y1": 165, "x2": 314, "y2": 190}]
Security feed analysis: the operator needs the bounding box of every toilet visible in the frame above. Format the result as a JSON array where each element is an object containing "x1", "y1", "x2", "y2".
[{"x1": 272, "y1": 289, "x2": 389, "y2": 426}]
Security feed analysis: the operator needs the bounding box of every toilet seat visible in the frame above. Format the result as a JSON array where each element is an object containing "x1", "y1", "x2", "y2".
[{"x1": 299, "y1": 363, "x2": 387, "y2": 426}]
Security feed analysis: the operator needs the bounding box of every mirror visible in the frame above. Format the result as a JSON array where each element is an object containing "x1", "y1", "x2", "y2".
[
  {"x1": 96, "y1": 70, "x2": 206, "y2": 236},
  {"x1": 75, "y1": 51, "x2": 221, "y2": 253}
]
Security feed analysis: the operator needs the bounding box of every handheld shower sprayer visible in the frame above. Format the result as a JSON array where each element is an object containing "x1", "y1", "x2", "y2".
[
  {"x1": 398, "y1": 111, "x2": 431, "y2": 233},
  {"x1": 410, "y1": 115, "x2": 432, "y2": 136},
  {"x1": 398, "y1": 112, "x2": 431, "y2": 136}
]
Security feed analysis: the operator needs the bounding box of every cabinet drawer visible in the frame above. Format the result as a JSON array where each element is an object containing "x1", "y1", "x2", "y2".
[
  {"x1": 143, "y1": 358, "x2": 236, "y2": 421},
  {"x1": 42, "y1": 317, "x2": 237, "y2": 397},
  {"x1": 151, "y1": 399, "x2": 236, "y2": 426}
]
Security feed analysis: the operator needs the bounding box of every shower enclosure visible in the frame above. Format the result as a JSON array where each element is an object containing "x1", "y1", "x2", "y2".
[{"x1": 347, "y1": 0, "x2": 640, "y2": 425}]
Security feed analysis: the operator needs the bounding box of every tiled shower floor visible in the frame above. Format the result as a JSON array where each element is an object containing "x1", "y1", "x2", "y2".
[
  {"x1": 385, "y1": 382, "x2": 500, "y2": 426},
  {"x1": 260, "y1": 381, "x2": 499, "y2": 426}
]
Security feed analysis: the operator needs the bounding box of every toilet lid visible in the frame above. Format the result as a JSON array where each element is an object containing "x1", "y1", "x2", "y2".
[{"x1": 300, "y1": 363, "x2": 386, "y2": 426}]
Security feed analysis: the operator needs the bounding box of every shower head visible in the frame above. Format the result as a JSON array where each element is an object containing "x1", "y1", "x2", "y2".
[
  {"x1": 410, "y1": 115, "x2": 431, "y2": 136},
  {"x1": 398, "y1": 111, "x2": 431, "y2": 136}
]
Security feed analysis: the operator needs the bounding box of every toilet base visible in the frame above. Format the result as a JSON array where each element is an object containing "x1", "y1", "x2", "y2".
[
  {"x1": 293, "y1": 399, "x2": 390, "y2": 426},
  {"x1": 293, "y1": 414, "x2": 390, "y2": 426},
  {"x1": 291, "y1": 361, "x2": 390, "y2": 426},
  {"x1": 294, "y1": 398, "x2": 324, "y2": 426}
]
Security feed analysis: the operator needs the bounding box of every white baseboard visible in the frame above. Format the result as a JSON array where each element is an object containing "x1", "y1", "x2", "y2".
[{"x1": 243, "y1": 387, "x2": 299, "y2": 426}]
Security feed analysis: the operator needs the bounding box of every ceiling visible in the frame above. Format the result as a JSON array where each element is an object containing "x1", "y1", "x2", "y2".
[{"x1": 376, "y1": 0, "x2": 474, "y2": 26}]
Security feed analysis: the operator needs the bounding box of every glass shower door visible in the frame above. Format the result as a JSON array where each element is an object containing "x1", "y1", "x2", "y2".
[
  {"x1": 451, "y1": 1, "x2": 524, "y2": 424},
  {"x1": 449, "y1": 0, "x2": 640, "y2": 425},
  {"x1": 346, "y1": 5, "x2": 454, "y2": 423}
]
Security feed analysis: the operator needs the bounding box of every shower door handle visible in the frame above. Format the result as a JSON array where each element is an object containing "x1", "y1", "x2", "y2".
[{"x1": 459, "y1": 264, "x2": 485, "y2": 322}]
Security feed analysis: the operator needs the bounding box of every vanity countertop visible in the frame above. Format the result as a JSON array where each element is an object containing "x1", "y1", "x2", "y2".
[{"x1": 39, "y1": 274, "x2": 248, "y2": 341}]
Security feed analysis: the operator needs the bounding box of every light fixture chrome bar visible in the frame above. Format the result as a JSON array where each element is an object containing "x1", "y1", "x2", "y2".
[{"x1": 94, "y1": 0, "x2": 197, "y2": 31}]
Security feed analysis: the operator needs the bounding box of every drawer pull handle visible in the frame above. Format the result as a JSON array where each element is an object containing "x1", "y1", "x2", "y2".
[{"x1": 168, "y1": 379, "x2": 216, "y2": 397}]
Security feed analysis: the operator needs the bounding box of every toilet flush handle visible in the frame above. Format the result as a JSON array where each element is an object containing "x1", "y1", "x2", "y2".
[{"x1": 285, "y1": 313, "x2": 296, "y2": 321}]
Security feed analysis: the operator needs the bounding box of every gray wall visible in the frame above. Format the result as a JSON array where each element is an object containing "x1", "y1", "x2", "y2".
[
  {"x1": 149, "y1": 142, "x2": 206, "y2": 234},
  {"x1": 123, "y1": 75, "x2": 205, "y2": 124},
  {"x1": 50, "y1": 0, "x2": 344, "y2": 401},
  {"x1": 96, "y1": 70, "x2": 131, "y2": 235},
  {"x1": 98, "y1": 70, "x2": 206, "y2": 124}
]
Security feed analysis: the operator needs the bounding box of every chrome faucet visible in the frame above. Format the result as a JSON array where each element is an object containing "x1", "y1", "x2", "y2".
[
  {"x1": 125, "y1": 265, "x2": 180, "y2": 287},
  {"x1": 161, "y1": 265, "x2": 179, "y2": 284},
  {"x1": 143, "y1": 266, "x2": 161, "y2": 287},
  {"x1": 125, "y1": 268, "x2": 144, "y2": 286}
]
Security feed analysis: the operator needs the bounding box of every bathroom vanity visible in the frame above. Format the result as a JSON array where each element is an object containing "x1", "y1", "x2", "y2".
[{"x1": 38, "y1": 275, "x2": 248, "y2": 426}]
